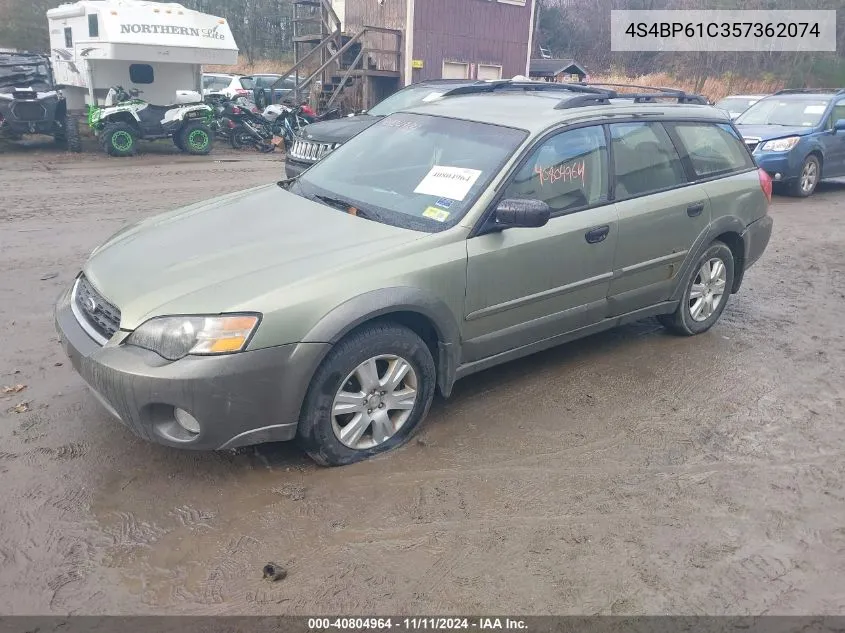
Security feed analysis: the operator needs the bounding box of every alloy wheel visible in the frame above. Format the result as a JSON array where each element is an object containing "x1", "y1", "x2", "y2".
[
  {"x1": 331, "y1": 355, "x2": 419, "y2": 450},
  {"x1": 689, "y1": 257, "x2": 727, "y2": 322}
]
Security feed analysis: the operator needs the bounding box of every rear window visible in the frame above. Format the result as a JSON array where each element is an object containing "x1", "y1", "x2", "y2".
[
  {"x1": 238, "y1": 77, "x2": 255, "y2": 90},
  {"x1": 669, "y1": 122, "x2": 756, "y2": 178},
  {"x1": 203, "y1": 75, "x2": 232, "y2": 92}
]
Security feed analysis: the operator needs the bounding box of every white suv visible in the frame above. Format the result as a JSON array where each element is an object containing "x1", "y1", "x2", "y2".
[{"x1": 201, "y1": 73, "x2": 255, "y2": 98}]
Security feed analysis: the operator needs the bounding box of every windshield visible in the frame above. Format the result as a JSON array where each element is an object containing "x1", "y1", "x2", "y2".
[
  {"x1": 367, "y1": 85, "x2": 456, "y2": 116},
  {"x1": 715, "y1": 97, "x2": 758, "y2": 113},
  {"x1": 294, "y1": 113, "x2": 527, "y2": 232},
  {"x1": 736, "y1": 97, "x2": 830, "y2": 127}
]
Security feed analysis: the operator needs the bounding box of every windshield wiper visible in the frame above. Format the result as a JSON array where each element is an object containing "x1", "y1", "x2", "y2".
[{"x1": 313, "y1": 194, "x2": 375, "y2": 220}]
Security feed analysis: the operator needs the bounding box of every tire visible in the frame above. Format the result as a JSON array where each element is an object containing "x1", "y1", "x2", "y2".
[
  {"x1": 296, "y1": 323, "x2": 437, "y2": 467},
  {"x1": 230, "y1": 125, "x2": 252, "y2": 150},
  {"x1": 788, "y1": 155, "x2": 821, "y2": 197},
  {"x1": 173, "y1": 134, "x2": 185, "y2": 151},
  {"x1": 178, "y1": 122, "x2": 213, "y2": 155},
  {"x1": 63, "y1": 115, "x2": 82, "y2": 153},
  {"x1": 658, "y1": 241, "x2": 735, "y2": 336},
  {"x1": 100, "y1": 122, "x2": 138, "y2": 157}
]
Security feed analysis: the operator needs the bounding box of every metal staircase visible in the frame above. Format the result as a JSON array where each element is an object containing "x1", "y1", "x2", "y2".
[{"x1": 269, "y1": 0, "x2": 402, "y2": 113}]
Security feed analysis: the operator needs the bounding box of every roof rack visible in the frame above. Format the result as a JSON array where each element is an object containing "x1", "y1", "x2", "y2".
[
  {"x1": 569, "y1": 82, "x2": 709, "y2": 105},
  {"x1": 442, "y1": 80, "x2": 608, "y2": 97},
  {"x1": 439, "y1": 78, "x2": 709, "y2": 109},
  {"x1": 774, "y1": 88, "x2": 845, "y2": 95}
]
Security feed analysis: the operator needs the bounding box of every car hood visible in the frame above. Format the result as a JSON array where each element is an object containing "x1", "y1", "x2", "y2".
[
  {"x1": 734, "y1": 124, "x2": 814, "y2": 140},
  {"x1": 84, "y1": 185, "x2": 424, "y2": 328},
  {"x1": 299, "y1": 114, "x2": 380, "y2": 144}
]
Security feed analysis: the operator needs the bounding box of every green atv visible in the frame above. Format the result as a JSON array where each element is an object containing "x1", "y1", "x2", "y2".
[{"x1": 88, "y1": 86, "x2": 214, "y2": 157}]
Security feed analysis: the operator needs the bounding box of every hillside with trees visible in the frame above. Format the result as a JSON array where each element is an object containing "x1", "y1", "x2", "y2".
[{"x1": 1, "y1": 0, "x2": 843, "y2": 91}]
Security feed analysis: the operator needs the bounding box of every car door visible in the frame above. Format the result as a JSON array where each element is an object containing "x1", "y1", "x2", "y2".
[
  {"x1": 606, "y1": 121, "x2": 712, "y2": 317},
  {"x1": 463, "y1": 125, "x2": 618, "y2": 363},
  {"x1": 822, "y1": 99, "x2": 845, "y2": 176}
]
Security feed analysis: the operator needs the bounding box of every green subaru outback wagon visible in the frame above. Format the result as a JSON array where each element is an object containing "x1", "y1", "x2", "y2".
[{"x1": 56, "y1": 81, "x2": 773, "y2": 466}]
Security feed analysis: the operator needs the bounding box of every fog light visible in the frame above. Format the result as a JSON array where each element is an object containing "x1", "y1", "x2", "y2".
[
  {"x1": 774, "y1": 173, "x2": 782, "y2": 181},
  {"x1": 174, "y1": 408, "x2": 201, "y2": 434}
]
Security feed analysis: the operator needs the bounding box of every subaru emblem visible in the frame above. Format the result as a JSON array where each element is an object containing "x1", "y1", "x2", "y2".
[{"x1": 86, "y1": 297, "x2": 98, "y2": 313}]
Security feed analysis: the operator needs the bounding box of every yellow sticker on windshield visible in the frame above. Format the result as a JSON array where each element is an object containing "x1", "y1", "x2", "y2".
[{"x1": 423, "y1": 206, "x2": 450, "y2": 222}]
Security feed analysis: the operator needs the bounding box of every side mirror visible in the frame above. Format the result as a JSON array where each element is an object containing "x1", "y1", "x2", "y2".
[
  {"x1": 494, "y1": 198, "x2": 551, "y2": 229},
  {"x1": 834, "y1": 119, "x2": 845, "y2": 132}
]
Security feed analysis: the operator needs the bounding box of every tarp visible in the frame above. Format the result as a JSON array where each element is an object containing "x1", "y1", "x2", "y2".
[{"x1": 0, "y1": 53, "x2": 53, "y2": 93}]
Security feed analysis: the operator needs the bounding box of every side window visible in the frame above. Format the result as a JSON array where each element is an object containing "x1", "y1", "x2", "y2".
[
  {"x1": 502, "y1": 126, "x2": 608, "y2": 215},
  {"x1": 88, "y1": 14, "x2": 99, "y2": 37},
  {"x1": 129, "y1": 64, "x2": 154, "y2": 84},
  {"x1": 64, "y1": 27, "x2": 73, "y2": 48},
  {"x1": 670, "y1": 122, "x2": 755, "y2": 178},
  {"x1": 610, "y1": 122, "x2": 687, "y2": 200},
  {"x1": 830, "y1": 101, "x2": 845, "y2": 128}
]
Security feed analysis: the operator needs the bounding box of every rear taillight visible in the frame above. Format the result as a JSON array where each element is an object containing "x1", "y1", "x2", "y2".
[{"x1": 758, "y1": 168, "x2": 772, "y2": 204}]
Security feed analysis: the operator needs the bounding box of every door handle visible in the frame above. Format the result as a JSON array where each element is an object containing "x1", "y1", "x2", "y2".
[
  {"x1": 687, "y1": 203, "x2": 705, "y2": 217},
  {"x1": 585, "y1": 225, "x2": 610, "y2": 244}
]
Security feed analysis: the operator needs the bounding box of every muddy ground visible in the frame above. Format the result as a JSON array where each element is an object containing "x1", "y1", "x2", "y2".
[{"x1": 1, "y1": 139, "x2": 844, "y2": 616}]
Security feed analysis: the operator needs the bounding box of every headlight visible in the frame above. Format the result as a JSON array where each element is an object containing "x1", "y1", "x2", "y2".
[
  {"x1": 760, "y1": 137, "x2": 801, "y2": 152},
  {"x1": 125, "y1": 314, "x2": 260, "y2": 361}
]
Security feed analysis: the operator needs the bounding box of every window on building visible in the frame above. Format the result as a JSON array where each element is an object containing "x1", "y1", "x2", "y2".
[
  {"x1": 442, "y1": 61, "x2": 469, "y2": 80},
  {"x1": 502, "y1": 125, "x2": 609, "y2": 215},
  {"x1": 129, "y1": 64, "x2": 155, "y2": 84},
  {"x1": 64, "y1": 27, "x2": 73, "y2": 48},
  {"x1": 88, "y1": 14, "x2": 99, "y2": 37},
  {"x1": 610, "y1": 122, "x2": 687, "y2": 200},
  {"x1": 477, "y1": 64, "x2": 502, "y2": 81},
  {"x1": 669, "y1": 122, "x2": 755, "y2": 179}
]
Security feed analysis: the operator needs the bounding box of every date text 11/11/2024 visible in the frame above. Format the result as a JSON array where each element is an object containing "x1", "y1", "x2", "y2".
[{"x1": 307, "y1": 617, "x2": 529, "y2": 630}]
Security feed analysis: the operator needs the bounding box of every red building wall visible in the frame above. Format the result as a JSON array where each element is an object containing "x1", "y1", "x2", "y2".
[{"x1": 410, "y1": 0, "x2": 534, "y2": 83}]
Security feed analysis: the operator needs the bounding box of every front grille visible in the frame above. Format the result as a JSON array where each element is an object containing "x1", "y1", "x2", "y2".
[
  {"x1": 743, "y1": 137, "x2": 761, "y2": 153},
  {"x1": 11, "y1": 102, "x2": 47, "y2": 122},
  {"x1": 288, "y1": 139, "x2": 335, "y2": 163},
  {"x1": 73, "y1": 275, "x2": 121, "y2": 343}
]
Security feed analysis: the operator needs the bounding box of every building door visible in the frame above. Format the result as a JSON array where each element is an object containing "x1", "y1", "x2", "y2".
[
  {"x1": 477, "y1": 64, "x2": 502, "y2": 81},
  {"x1": 442, "y1": 61, "x2": 469, "y2": 79}
]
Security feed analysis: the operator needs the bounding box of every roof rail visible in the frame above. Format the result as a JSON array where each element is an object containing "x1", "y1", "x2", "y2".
[
  {"x1": 774, "y1": 88, "x2": 845, "y2": 95},
  {"x1": 442, "y1": 80, "x2": 610, "y2": 98},
  {"x1": 572, "y1": 82, "x2": 708, "y2": 105}
]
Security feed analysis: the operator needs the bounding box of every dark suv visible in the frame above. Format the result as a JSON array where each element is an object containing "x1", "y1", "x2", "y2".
[
  {"x1": 285, "y1": 79, "x2": 479, "y2": 178},
  {"x1": 0, "y1": 52, "x2": 81, "y2": 152}
]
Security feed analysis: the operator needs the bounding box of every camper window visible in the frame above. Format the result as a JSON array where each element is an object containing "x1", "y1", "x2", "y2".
[
  {"x1": 130, "y1": 64, "x2": 155, "y2": 85},
  {"x1": 88, "y1": 14, "x2": 99, "y2": 37},
  {"x1": 64, "y1": 27, "x2": 72, "y2": 48}
]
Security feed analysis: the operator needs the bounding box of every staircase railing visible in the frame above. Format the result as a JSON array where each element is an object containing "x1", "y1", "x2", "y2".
[{"x1": 269, "y1": 26, "x2": 401, "y2": 110}]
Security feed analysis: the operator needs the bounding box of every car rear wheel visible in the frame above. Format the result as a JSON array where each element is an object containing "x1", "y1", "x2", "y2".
[
  {"x1": 788, "y1": 155, "x2": 820, "y2": 197},
  {"x1": 101, "y1": 123, "x2": 137, "y2": 157},
  {"x1": 659, "y1": 241, "x2": 735, "y2": 336},
  {"x1": 55, "y1": 114, "x2": 82, "y2": 153},
  {"x1": 297, "y1": 323, "x2": 436, "y2": 466}
]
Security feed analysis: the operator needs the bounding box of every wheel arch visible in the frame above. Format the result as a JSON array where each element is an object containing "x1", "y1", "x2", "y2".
[
  {"x1": 103, "y1": 112, "x2": 140, "y2": 129},
  {"x1": 672, "y1": 216, "x2": 747, "y2": 301},
  {"x1": 301, "y1": 288, "x2": 462, "y2": 398}
]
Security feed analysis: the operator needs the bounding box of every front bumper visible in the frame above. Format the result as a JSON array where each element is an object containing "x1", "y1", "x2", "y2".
[
  {"x1": 55, "y1": 287, "x2": 329, "y2": 450},
  {"x1": 284, "y1": 158, "x2": 312, "y2": 179},
  {"x1": 754, "y1": 151, "x2": 802, "y2": 181}
]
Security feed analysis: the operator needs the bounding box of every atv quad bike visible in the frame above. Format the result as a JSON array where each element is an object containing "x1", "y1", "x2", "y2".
[
  {"x1": 0, "y1": 52, "x2": 81, "y2": 152},
  {"x1": 88, "y1": 86, "x2": 214, "y2": 157}
]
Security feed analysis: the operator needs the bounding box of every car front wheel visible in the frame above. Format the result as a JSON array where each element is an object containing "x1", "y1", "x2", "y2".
[
  {"x1": 297, "y1": 323, "x2": 436, "y2": 466},
  {"x1": 659, "y1": 241, "x2": 735, "y2": 336},
  {"x1": 789, "y1": 155, "x2": 820, "y2": 197}
]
